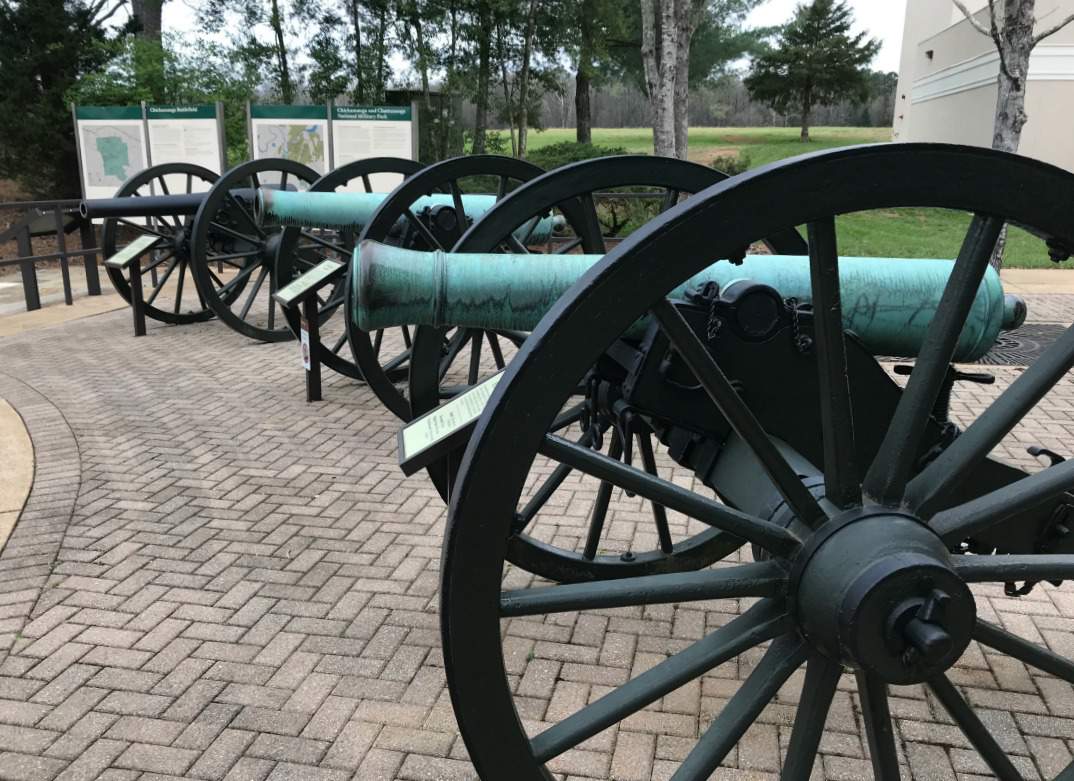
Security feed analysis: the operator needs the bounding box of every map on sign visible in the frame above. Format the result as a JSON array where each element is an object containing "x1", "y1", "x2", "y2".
[
  {"x1": 255, "y1": 124, "x2": 326, "y2": 172},
  {"x1": 81, "y1": 126, "x2": 145, "y2": 186}
]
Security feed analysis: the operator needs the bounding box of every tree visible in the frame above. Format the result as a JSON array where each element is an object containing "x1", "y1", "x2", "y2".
[
  {"x1": 952, "y1": 0, "x2": 1074, "y2": 154},
  {"x1": 744, "y1": 0, "x2": 879, "y2": 141},
  {"x1": 0, "y1": 0, "x2": 116, "y2": 197},
  {"x1": 614, "y1": 1, "x2": 766, "y2": 158}
]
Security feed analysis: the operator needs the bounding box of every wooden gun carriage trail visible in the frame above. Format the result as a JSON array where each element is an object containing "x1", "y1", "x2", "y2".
[{"x1": 87, "y1": 142, "x2": 1074, "y2": 778}]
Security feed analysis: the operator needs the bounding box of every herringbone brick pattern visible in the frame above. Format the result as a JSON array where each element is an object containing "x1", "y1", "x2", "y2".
[{"x1": 0, "y1": 294, "x2": 1070, "y2": 780}]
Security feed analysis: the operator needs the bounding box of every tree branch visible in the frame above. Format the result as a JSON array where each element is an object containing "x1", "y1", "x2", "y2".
[
  {"x1": 1034, "y1": 11, "x2": 1074, "y2": 45},
  {"x1": 952, "y1": 0, "x2": 991, "y2": 37}
]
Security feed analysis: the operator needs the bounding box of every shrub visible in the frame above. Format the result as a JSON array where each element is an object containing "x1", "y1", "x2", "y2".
[
  {"x1": 526, "y1": 141, "x2": 629, "y2": 171},
  {"x1": 709, "y1": 150, "x2": 752, "y2": 177}
]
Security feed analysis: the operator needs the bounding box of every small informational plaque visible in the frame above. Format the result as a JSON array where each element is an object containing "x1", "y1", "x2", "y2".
[
  {"x1": 331, "y1": 105, "x2": 414, "y2": 193},
  {"x1": 398, "y1": 371, "x2": 504, "y2": 476},
  {"x1": 105, "y1": 234, "x2": 162, "y2": 269},
  {"x1": 273, "y1": 259, "x2": 345, "y2": 309},
  {"x1": 300, "y1": 316, "x2": 312, "y2": 370}
]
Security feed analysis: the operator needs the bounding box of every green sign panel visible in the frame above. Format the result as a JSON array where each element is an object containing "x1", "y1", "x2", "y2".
[
  {"x1": 274, "y1": 259, "x2": 345, "y2": 308},
  {"x1": 250, "y1": 104, "x2": 328, "y2": 120},
  {"x1": 146, "y1": 104, "x2": 216, "y2": 120},
  {"x1": 332, "y1": 105, "x2": 412, "y2": 122},
  {"x1": 75, "y1": 106, "x2": 142, "y2": 120},
  {"x1": 105, "y1": 235, "x2": 162, "y2": 270}
]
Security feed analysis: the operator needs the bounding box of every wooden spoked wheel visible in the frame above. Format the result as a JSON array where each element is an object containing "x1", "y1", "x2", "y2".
[
  {"x1": 346, "y1": 155, "x2": 555, "y2": 421},
  {"x1": 441, "y1": 144, "x2": 1074, "y2": 779},
  {"x1": 415, "y1": 155, "x2": 806, "y2": 581},
  {"x1": 274, "y1": 157, "x2": 424, "y2": 379},
  {"x1": 101, "y1": 162, "x2": 219, "y2": 324},
  {"x1": 189, "y1": 158, "x2": 318, "y2": 342}
]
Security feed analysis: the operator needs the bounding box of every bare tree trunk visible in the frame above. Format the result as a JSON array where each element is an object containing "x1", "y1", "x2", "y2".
[
  {"x1": 992, "y1": 1, "x2": 1034, "y2": 153},
  {"x1": 350, "y1": 0, "x2": 364, "y2": 102},
  {"x1": 641, "y1": 0, "x2": 677, "y2": 156},
  {"x1": 517, "y1": 0, "x2": 540, "y2": 158},
  {"x1": 131, "y1": 0, "x2": 163, "y2": 41},
  {"x1": 575, "y1": 0, "x2": 594, "y2": 144},
  {"x1": 376, "y1": 4, "x2": 387, "y2": 100},
  {"x1": 269, "y1": 0, "x2": 294, "y2": 104},
  {"x1": 800, "y1": 84, "x2": 811, "y2": 141},
  {"x1": 473, "y1": 8, "x2": 492, "y2": 154},
  {"x1": 672, "y1": 0, "x2": 693, "y2": 160}
]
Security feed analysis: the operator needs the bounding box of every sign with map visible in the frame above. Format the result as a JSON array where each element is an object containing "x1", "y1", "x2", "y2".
[
  {"x1": 331, "y1": 105, "x2": 415, "y2": 193},
  {"x1": 145, "y1": 104, "x2": 224, "y2": 189},
  {"x1": 248, "y1": 105, "x2": 330, "y2": 175},
  {"x1": 74, "y1": 106, "x2": 149, "y2": 199}
]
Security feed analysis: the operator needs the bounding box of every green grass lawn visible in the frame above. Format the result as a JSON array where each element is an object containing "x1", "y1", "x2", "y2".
[{"x1": 526, "y1": 126, "x2": 1061, "y2": 269}]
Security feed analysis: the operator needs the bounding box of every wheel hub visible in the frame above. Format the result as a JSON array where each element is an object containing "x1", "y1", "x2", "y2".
[{"x1": 792, "y1": 512, "x2": 975, "y2": 685}]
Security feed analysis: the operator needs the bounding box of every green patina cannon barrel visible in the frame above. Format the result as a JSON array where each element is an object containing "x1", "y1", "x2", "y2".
[
  {"x1": 352, "y1": 241, "x2": 1026, "y2": 362},
  {"x1": 255, "y1": 189, "x2": 566, "y2": 243}
]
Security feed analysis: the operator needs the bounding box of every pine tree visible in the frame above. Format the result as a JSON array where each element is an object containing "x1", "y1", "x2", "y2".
[{"x1": 744, "y1": 0, "x2": 879, "y2": 141}]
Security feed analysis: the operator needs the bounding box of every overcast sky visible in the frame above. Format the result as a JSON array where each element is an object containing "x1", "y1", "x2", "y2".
[
  {"x1": 747, "y1": 0, "x2": 907, "y2": 72},
  {"x1": 162, "y1": 0, "x2": 910, "y2": 76}
]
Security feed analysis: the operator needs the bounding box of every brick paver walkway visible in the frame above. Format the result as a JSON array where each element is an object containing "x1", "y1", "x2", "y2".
[{"x1": 0, "y1": 297, "x2": 1073, "y2": 780}]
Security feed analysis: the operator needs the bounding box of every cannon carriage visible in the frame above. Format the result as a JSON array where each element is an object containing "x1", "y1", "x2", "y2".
[{"x1": 417, "y1": 144, "x2": 1074, "y2": 779}]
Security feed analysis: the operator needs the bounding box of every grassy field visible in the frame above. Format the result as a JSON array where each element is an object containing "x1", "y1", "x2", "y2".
[{"x1": 527, "y1": 126, "x2": 1060, "y2": 269}]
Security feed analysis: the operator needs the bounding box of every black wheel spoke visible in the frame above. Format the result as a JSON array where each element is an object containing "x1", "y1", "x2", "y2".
[
  {"x1": 652, "y1": 298, "x2": 827, "y2": 528},
  {"x1": 373, "y1": 329, "x2": 384, "y2": 355},
  {"x1": 217, "y1": 262, "x2": 261, "y2": 296},
  {"x1": 907, "y1": 323, "x2": 1074, "y2": 516},
  {"x1": 404, "y1": 208, "x2": 446, "y2": 250},
  {"x1": 382, "y1": 347, "x2": 413, "y2": 373},
  {"x1": 467, "y1": 330, "x2": 483, "y2": 385},
  {"x1": 209, "y1": 221, "x2": 261, "y2": 245},
  {"x1": 501, "y1": 560, "x2": 785, "y2": 617},
  {"x1": 449, "y1": 180, "x2": 467, "y2": 242},
  {"x1": 225, "y1": 192, "x2": 267, "y2": 238},
  {"x1": 140, "y1": 249, "x2": 175, "y2": 276},
  {"x1": 402, "y1": 325, "x2": 412, "y2": 348},
  {"x1": 636, "y1": 432, "x2": 673, "y2": 554},
  {"x1": 529, "y1": 599, "x2": 791, "y2": 763},
  {"x1": 781, "y1": 653, "x2": 842, "y2": 781},
  {"x1": 932, "y1": 461, "x2": 1074, "y2": 545},
  {"x1": 117, "y1": 218, "x2": 170, "y2": 239},
  {"x1": 331, "y1": 332, "x2": 348, "y2": 355},
  {"x1": 144, "y1": 256, "x2": 180, "y2": 307},
  {"x1": 974, "y1": 619, "x2": 1074, "y2": 683},
  {"x1": 582, "y1": 431, "x2": 623, "y2": 560},
  {"x1": 239, "y1": 265, "x2": 269, "y2": 320},
  {"x1": 487, "y1": 332, "x2": 506, "y2": 369},
  {"x1": 928, "y1": 674, "x2": 1023, "y2": 780},
  {"x1": 496, "y1": 174, "x2": 509, "y2": 200},
  {"x1": 578, "y1": 192, "x2": 606, "y2": 253},
  {"x1": 671, "y1": 634, "x2": 808, "y2": 781},
  {"x1": 660, "y1": 188, "x2": 680, "y2": 213},
  {"x1": 862, "y1": 215, "x2": 1004, "y2": 505},
  {"x1": 807, "y1": 217, "x2": 859, "y2": 508},
  {"x1": 555, "y1": 235, "x2": 585, "y2": 255},
  {"x1": 439, "y1": 329, "x2": 469, "y2": 378},
  {"x1": 515, "y1": 427, "x2": 594, "y2": 531},
  {"x1": 954, "y1": 554, "x2": 1074, "y2": 584},
  {"x1": 209, "y1": 249, "x2": 261, "y2": 263},
  {"x1": 856, "y1": 672, "x2": 901, "y2": 780},
  {"x1": 207, "y1": 268, "x2": 225, "y2": 288},
  {"x1": 299, "y1": 230, "x2": 348, "y2": 255},
  {"x1": 539, "y1": 434, "x2": 800, "y2": 556}
]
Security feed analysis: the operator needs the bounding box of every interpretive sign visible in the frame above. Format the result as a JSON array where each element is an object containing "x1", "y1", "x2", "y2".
[
  {"x1": 248, "y1": 104, "x2": 330, "y2": 175},
  {"x1": 73, "y1": 106, "x2": 149, "y2": 199},
  {"x1": 145, "y1": 104, "x2": 225, "y2": 188},
  {"x1": 273, "y1": 259, "x2": 345, "y2": 309},
  {"x1": 331, "y1": 104, "x2": 416, "y2": 192},
  {"x1": 398, "y1": 371, "x2": 504, "y2": 476},
  {"x1": 104, "y1": 234, "x2": 162, "y2": 270}
]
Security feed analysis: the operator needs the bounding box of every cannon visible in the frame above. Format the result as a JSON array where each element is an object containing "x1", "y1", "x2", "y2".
[
  {"x1": 353, "y1": 242, "x2": 1026, "y2": 362},
  {"x1": 257, "y1": 189, "x2": 565, "y2": 243},
  {"x1": 420, "y1": 145, "x2": 1074, "y2": 779},
  {"x1": 90, "y1": 158, "x2": 321, "y2": 332}
]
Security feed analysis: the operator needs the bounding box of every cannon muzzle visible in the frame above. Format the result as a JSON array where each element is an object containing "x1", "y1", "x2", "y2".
[
  {"x1": 353, "y1": 241, "x2": 1026, "y2": 362},
  {"x1": 256, "y1": 189, "x2": 566, "y2": 243}
]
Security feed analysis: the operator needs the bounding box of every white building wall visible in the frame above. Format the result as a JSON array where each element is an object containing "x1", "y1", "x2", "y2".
[{"x1": 894, "y1": 0, "x2": 1074, "y2": 171}]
